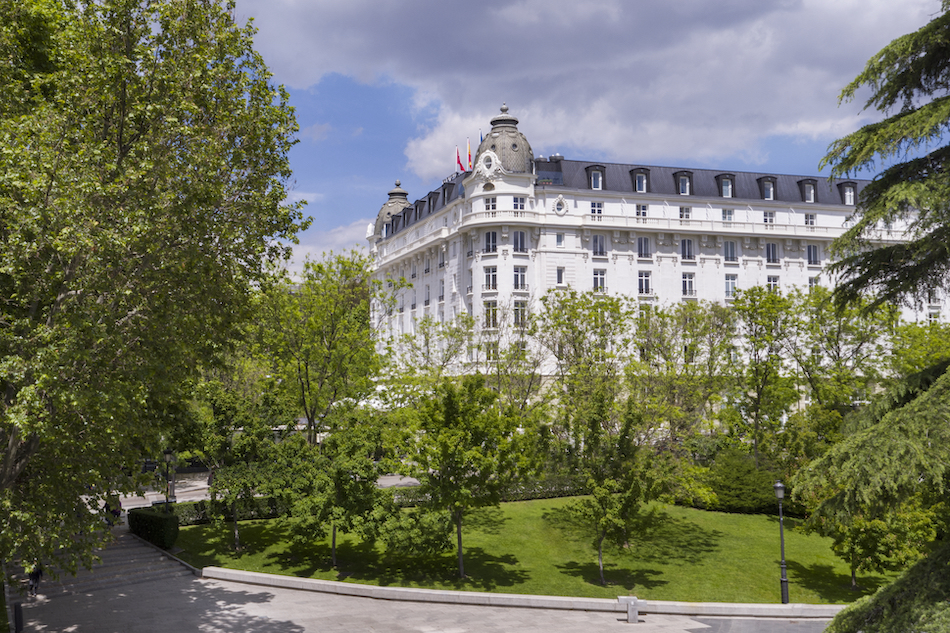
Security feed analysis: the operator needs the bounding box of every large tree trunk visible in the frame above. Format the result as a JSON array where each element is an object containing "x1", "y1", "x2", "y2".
[{"x1": 456, "y1": 510, "x2": 465, "y2": 579}]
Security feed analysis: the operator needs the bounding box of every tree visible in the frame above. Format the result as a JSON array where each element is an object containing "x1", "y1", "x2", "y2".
[
  {"x1": 262, "y1": 251, "x2": 379, "y2": 446},
  {"x1": 408, "y1": 375, "x2": 520, "y2": 578},
  {"x1": 565, "y1": 398, "x2": 661, "y2": 586},
  {"x1": 628, "y1": 301, "x2": 736, "y2": 454},
  {"x1": 0, "y1": 0, "x2": 305, "y2": 576},
  {"x1": 536, "y1": 289, "x2": 635, "y2": 460},
  {"x1": 729, "y1": 287, "x2": 799, "y2": 467},
  {"x1": 276, "y1": 410, "x2": 388, "y2": 567},
  {"x1": 820, "y1": 2, "x2": 950, "y2": 309}
]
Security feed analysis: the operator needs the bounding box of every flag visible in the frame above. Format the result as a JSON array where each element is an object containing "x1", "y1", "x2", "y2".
[
  {"x1": 479, "y1": 129, "x2": 483, "y2": 144},
  {"x1": 456, "y1": 146, "x2": 465, "y2": 173},
  {"x1": 467, "y1": 138, "x2": 472, "y2": 170}
]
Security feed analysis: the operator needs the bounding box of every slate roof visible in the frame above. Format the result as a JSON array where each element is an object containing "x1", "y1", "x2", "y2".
[{"x1": 547, "y1": 159, "x2": 869, "y2": 207}]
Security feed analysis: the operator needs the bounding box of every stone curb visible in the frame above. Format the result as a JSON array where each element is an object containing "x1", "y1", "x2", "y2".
[{"x1": 201, "y1": 567, "x2": 846, "y2": 619}]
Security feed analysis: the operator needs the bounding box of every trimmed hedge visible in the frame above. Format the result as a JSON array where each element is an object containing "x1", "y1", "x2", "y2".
[
  {"x1": 128, "y1": 507, "x2": 179, "y2": 549},
  {"x1": 389, "y1": 474, "x2": 587, "y2": 507},
  {"x1": 173, "y1": 496, "x2": 292, "y2": 527}
]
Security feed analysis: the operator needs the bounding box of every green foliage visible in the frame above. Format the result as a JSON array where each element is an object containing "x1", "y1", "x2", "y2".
[
  {"x1": 628, "y1": 301, "x2": 736, "y2": 454},
  {"x1": 808, "y1": 496, "x2": 937, "y2": 590},
  {"x1": 824, "y1": 538, "x2": 950, "y2": 633},
  {"x1": 409, "y1": 374, "x2": 521, "y2": 578},
  {"x1": 262, "y1": 251, "x2": 379, "y2": 446},
  {"x1": 128, "y1": 507, "x2": 180, "y2": 550},
  {"x1": 706, "y1": 449, "x2": 779, "y2": 514},
  {"x1": 173, "y1": 497, "x2": 290, "y2": 526},
  {"x1": 275, "y1": 411, "x2": 388, "y2": 567},
  {"x1": 0, "y1": 0, "x2": 305, "y2": 578},
  {"x1": 888, "y1": 321, "x2": 950, "y2": 376},
  {"x1": 565, "y1": 399, "x2": 663, "y2": 585},
  {"x1": 820, "y1": 3, "x2": 950, "y2": 309},
  {"x1": 729, "y1": 287, "x2": 799, "y2": 466}
]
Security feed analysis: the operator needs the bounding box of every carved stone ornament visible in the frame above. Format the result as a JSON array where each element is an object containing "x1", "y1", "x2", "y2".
[
  {"x1": 474, "y1": 150, "x2": 503, "y2": 181},
  {"x1": 553, "y1": 195, "x2": 568, "y2": 216}
]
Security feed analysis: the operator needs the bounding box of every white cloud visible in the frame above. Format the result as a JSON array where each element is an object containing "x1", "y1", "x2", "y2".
[
  {"x1": 238, "y1": 0, "x2": 940, "y2": 179},
  {"x1": 301, "y1": 123, "x2": 331, "y2": 142},
  {"x1": 288, "y1": 219, "x2": 372, "y2": 278}
]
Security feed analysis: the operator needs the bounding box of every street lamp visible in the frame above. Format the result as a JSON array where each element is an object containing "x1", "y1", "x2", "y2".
[
  {"x1": 774, "y1": 481, "x2": 789, "y2": 604},
  {"x1": 163, "y1": 449, "x2": 175, "y2": 512}
]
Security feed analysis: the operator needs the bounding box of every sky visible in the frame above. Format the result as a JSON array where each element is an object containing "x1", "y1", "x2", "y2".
[{"x1": 232, "y1": 0, "x2": 942, "y2": 270}]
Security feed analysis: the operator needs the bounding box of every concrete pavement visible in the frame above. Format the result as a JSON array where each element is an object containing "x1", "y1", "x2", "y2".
[{"x1": 17, "y1": 572, "x2": 831, "y2": 633}]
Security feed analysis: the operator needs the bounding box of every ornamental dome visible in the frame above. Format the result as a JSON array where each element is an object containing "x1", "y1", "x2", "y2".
[
  {"x1": 474, "y1": 104, "x2": 533, "y2": 174},
  {"x1": 373, "y1": 180, "x2": 411, "y2": 238}
]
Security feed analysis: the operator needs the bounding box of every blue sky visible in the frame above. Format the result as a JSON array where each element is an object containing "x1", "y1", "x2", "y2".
[{"x1": 233, "y1": 0, "x2": 942, "y2": 270}]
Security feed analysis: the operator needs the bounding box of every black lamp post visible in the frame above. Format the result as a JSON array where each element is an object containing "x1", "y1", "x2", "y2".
[
  {"x1": 163, "y1": 449, "x2": 174, "y2": 512},
  {"x1": 774, "y1": 481, "x2": 789, "y2": 604}
]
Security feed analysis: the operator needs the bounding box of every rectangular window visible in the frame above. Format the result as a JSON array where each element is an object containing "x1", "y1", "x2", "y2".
[
  {"x1": 513, "y1": 196, "x2": 525, "y2": 210},
  {"x1": 721, "y1": 179, "x2": 733, "y2": 198},
  {"x1": 439, "y1": 250, "x2": 446, "y2": 267},
  {"x1": 411, "y1": 263, "x2": 417, "y2": 279},
  {"x1": 681, "y1": 238, "x2": 694, "y2": 260},
  {"x1": 766, "y1": 242, "x2": 779, "y2": 264},
  {"x1": 723, "y1": 240, "x2": 737, "y2": 262},
  {"x1": 805, "y1": 213, "x2": 816, "y2": 227},
  {"x1": 485, "y1": 341, "x2": 499, "y2": 361},
  {"x1": 809, "y1": 276, "x2": 819, "y2": 290},
  {"x1": 593, "y1": 269, "x2": 606, "y2": 291},
  {"x1": 591, "y1": 202, "x2": 603, "y2": 219},
  {"x1": 425, "y1": 285, "x2": 430, "y2": 305},
  {"x1": 513, "y1": 230, "x2": 527, "y2": 253},
  {"x1": 844, "y1": 186, "x2": 855, "y2": 206},
  {"x1": 593, "y1": 234, "x2": 606, "y2": 257},
  {"x1": 439, "y1": 279, "x2": 445, "y2": 301},
  {"x1": 591, "y1": 171, "x2": 603, "y2": 190},
  {"x1": 764, "y1": 211, "x2": 775, "y2": 225},
  {"x1": 485, "y1": 231, "x2": 497, "y2": 253},
  {"x1": 484, "y1": 301, "x2": 498, "y2": 328},
  {"x1": 767, "y1": 275, "x2": 780, "y2": 291},
  {"x1": 635, "y1": 173, "x2": 647, "y2": 193},
  {"x1": 679, "y1": 175, "x2": 690, "y2": 195},
  {"x1": 636, "y1": 204, "x2": 648, "y2": 217},
  {"x1": 485, "y1": 197, "x2": 497, "y2": 211},
  {"x1": 804, "y1": 183, "x2": 815, "y2": 203},
  {"x1": 514, "y1": 300, "x2": 527, "y2": 326},
  {"x1": 556, "y1": 232, "x2": 565, "y2": 247},
  {"x1": 679, "y1": 206, "x2": 691, "y2": 220},
  {"x1": 682, "y1": 273, "x2": 695, "y2": 296},
  {"x1": 556, "y1": 267, "x2": 565, "y2": 285},
  {"x1": 424, "y1": 258, "x2": 431, "y2": 274},
  {"x1": 722, "y1": 208, "x2": 734, "y2": 222},
  {"x1": 638, "y1": 271, "x2": 651, "y2": 295},
  {"x1": 725, "y1": 274, "x2": 737, "y2": 298},
  {"x1": 484, "y1": 266, "x2": 497, "y2": 290},
  {"x1": 763, "y1": 181, "x2": 774, "y2": 200},
  {"x1": 637, "y1": 236, "x2": 651, "y2": 258},
  {"x1": 513, "y1": 266, "x2": 527, "y2": 290},
  {"x1": 807, "y1": 244, "x2": 820, "y2": 265}
]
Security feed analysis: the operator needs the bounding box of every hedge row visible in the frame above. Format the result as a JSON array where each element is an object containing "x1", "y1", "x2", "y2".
[
  {"x1": 172, "y1": 496, "x2": 292, "y2": 527},
  {"x1": 128, "y1": 507, "x2": 179, "y2": 549}
]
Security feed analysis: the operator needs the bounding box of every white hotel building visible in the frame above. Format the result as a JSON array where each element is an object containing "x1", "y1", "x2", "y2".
[{"x1": 367, "y1": 106, "x2": 939, "y2": 336}]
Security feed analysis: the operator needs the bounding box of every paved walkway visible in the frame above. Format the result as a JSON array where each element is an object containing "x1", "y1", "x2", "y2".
[{"x1": 18, "y1": 572, "x2": 830, "y2": 633}]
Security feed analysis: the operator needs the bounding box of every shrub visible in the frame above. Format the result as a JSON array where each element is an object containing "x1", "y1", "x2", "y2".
[
  {"x1": 706, "y1": 449, "x2": 779, "y2": 514},
  {"x1": 128, "y1": 507, "x2": 180, "y2": 549},
  {"x1": 172, "y1": 496, "x2": 291, "y2": 526}
]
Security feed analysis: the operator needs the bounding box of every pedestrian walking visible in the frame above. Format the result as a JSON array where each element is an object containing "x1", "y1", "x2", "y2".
[{"x1": 27, "y1": 561, "x2": 42, "y2": 596}]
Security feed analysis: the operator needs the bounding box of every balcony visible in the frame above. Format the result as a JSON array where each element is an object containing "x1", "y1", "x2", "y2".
[
  {"x1": 482, "y1": 283, "x2": 498, "y2": 291},
  {"x1": 513, "y1": 283, "x2": 529, "y2": 292}
]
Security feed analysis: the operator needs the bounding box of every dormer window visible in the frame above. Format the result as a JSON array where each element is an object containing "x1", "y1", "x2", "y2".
[
  {"x1": 837, "y1": 181, "x2": 857, "y2": 205},
  {"x1": 586, "y1": 165, "x2": 606, "y2": 190},
  {"x1": 674, "y1": 171, "x2": 693, "y2": 196},
  {"x1": 716, "y1": 174, "x2": 735, "y2": 198},
  {"x1": 757, "y1": 176, "x2": 777, "y2": 201},
  {"x1": 798, "y1": 179, "x2": 817, "y2": 203},
  {"x1": 631, "y1": 168, "x2": 650, "y2": 193}
]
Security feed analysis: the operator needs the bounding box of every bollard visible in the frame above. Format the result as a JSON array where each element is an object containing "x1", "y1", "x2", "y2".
[
  {"x1": 617, "y1": 596, "x2": 639, "y2": 624},
  {"x1": 13, "y1": 601, "x2": 23, "y2": 633}
]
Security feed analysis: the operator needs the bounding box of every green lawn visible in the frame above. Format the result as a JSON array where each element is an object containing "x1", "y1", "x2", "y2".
[{"x1": 175, "y1": 497, "x2": 896, "y2": 604}]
